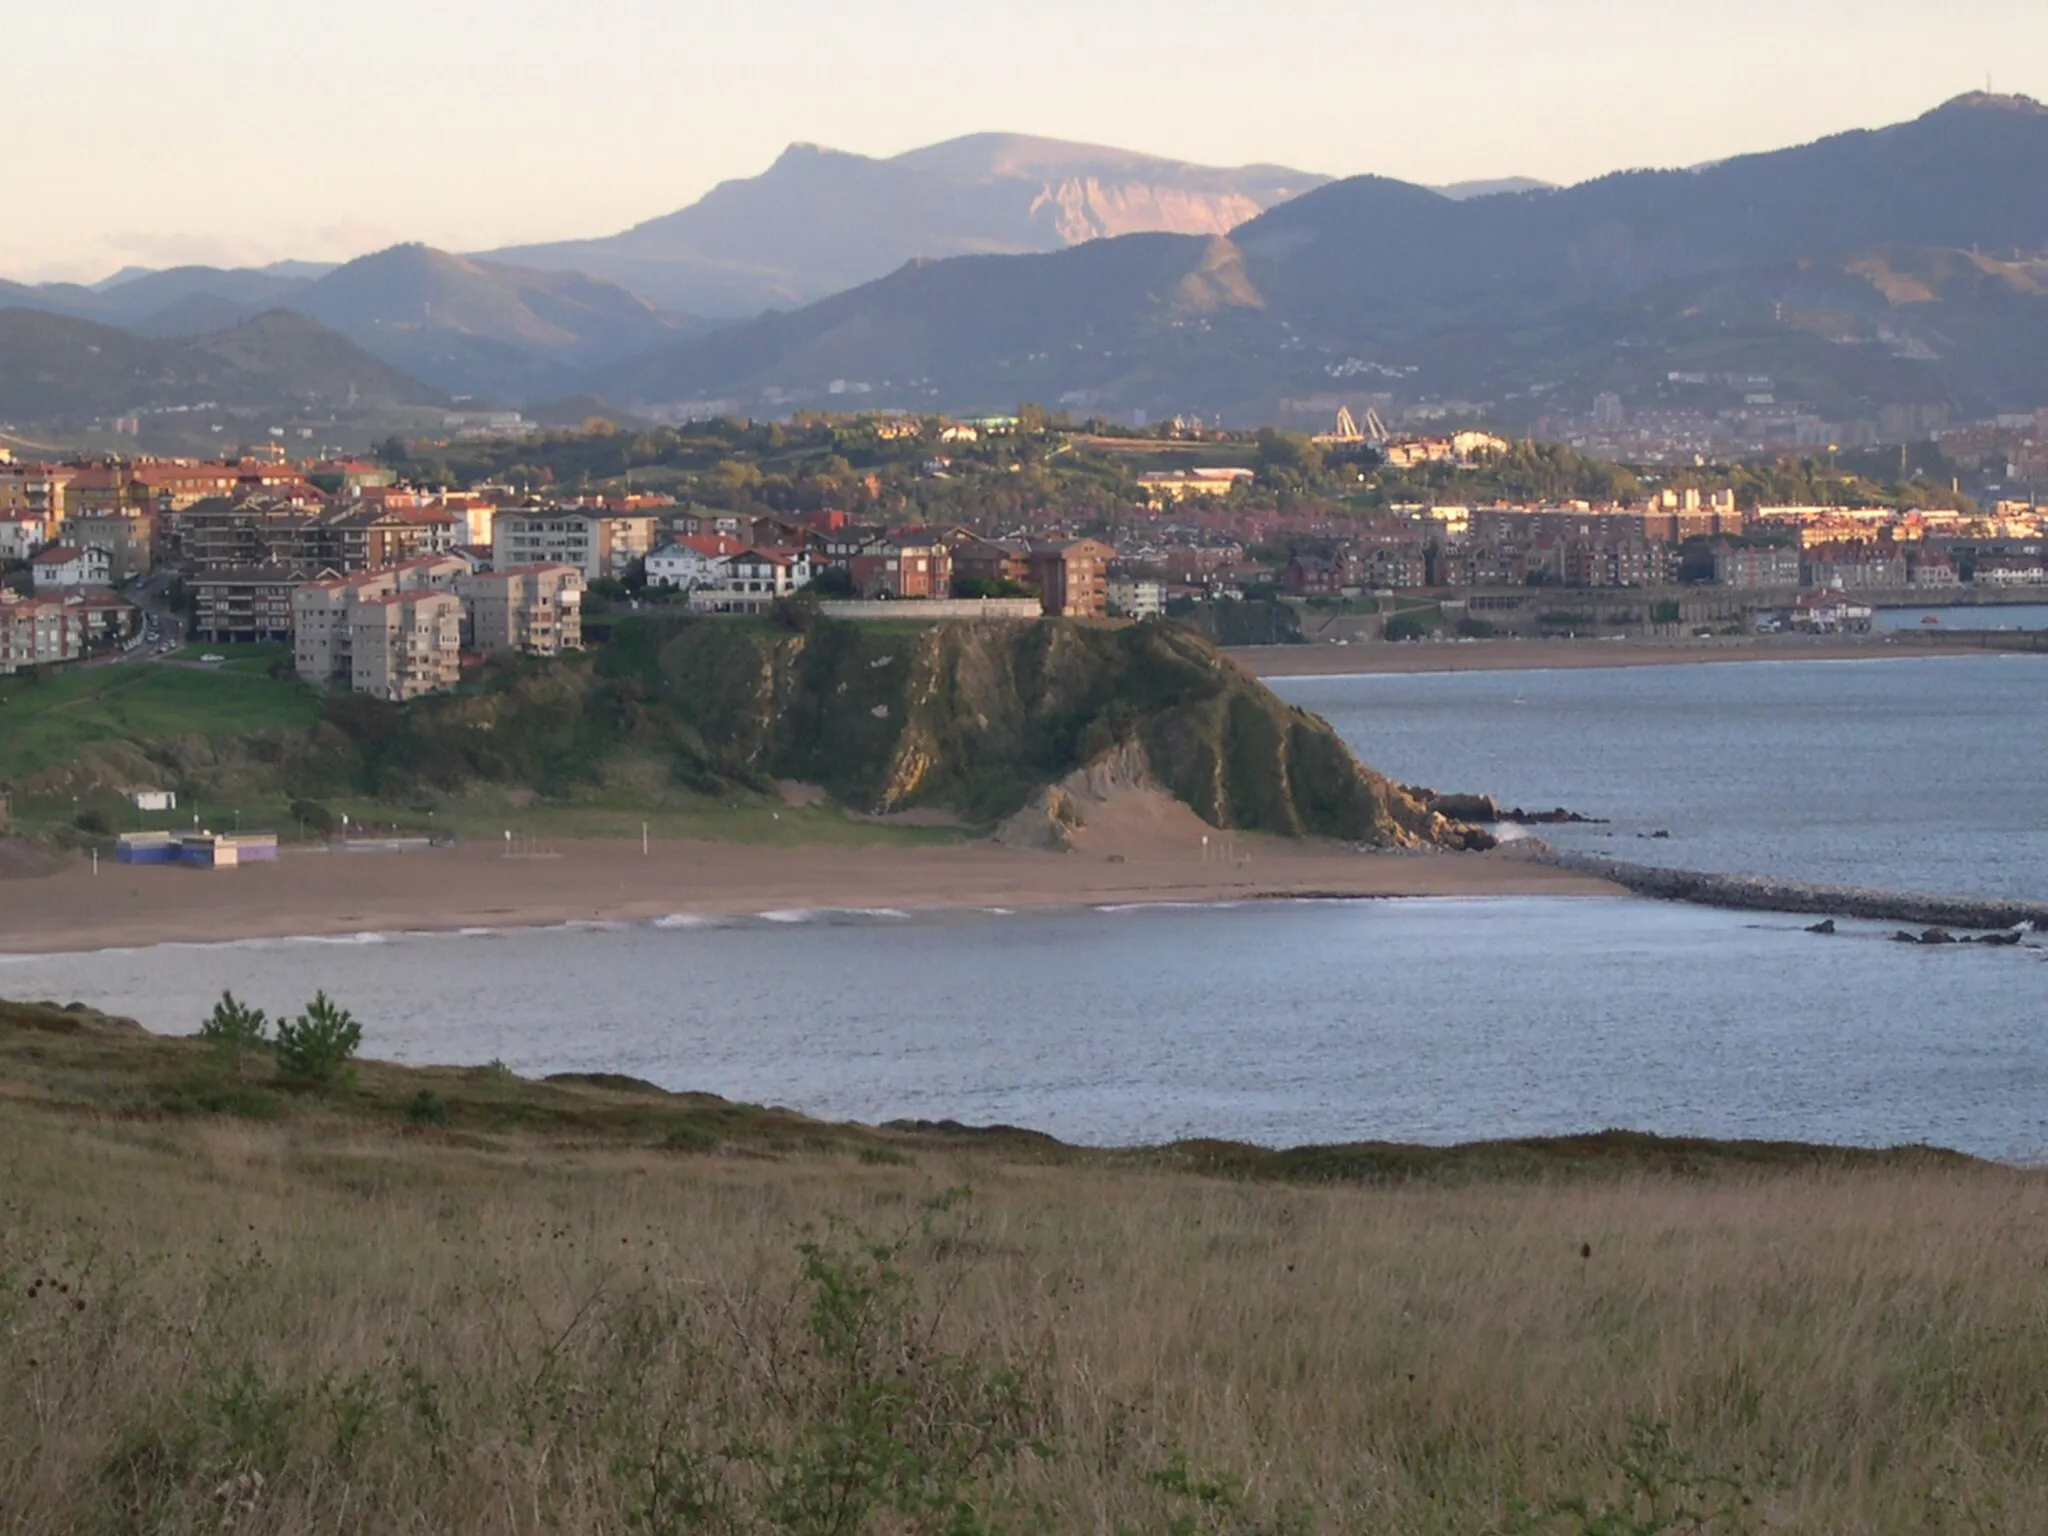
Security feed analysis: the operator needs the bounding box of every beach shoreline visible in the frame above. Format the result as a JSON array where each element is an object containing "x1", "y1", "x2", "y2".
[
  {"x1": 1227, "y1": 633, "x2": 2018, "y2": 677},
  {"x1": 0, "y1": 834, "x2": 1619, "y2": 958}
]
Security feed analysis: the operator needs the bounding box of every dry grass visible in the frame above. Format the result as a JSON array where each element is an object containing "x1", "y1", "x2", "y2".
[{"x1": 2, "y1": 1007, "x2": 2045, "y2": 1533}]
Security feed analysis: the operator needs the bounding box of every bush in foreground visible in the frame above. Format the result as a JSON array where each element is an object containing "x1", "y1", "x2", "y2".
[{"x1": 272, "y1": 992, "x2": 362, "y2": 1086}]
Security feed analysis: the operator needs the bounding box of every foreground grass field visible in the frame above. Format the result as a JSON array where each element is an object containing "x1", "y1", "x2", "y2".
[{"x1": 1, "y1": 997, "x2": 2039, "y2": 1534}]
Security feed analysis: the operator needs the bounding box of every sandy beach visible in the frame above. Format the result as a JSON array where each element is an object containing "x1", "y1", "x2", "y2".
[
  {"x1": 1227, "y1": 633, "x2": 2000, "y2": 677},
  {"x1": 0, "y1": 832, "x2": 1616, "y2": 958}
]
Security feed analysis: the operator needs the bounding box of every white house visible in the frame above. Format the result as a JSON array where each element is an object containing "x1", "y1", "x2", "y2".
[
  {"x1": 29, "y1": 544, "x2": 113, "y2": 591},
  {"x1": 645, "y1": 535, "x2": 743, "y2": 591},
  {"x1": 687, "y1": 549, "x2": 815, "y2": 614}
]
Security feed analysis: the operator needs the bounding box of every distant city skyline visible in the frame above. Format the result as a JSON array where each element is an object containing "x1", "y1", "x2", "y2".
[{"x1": 7, "y1": 0, "x2": 2045, "y2": 285}]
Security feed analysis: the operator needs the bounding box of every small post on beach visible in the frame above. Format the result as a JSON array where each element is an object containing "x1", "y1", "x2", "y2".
[
  {"x1": 1201, "y1": 833, "x2": 1209, "y2": 864},
  {"x1": 92, "y1": 848, "x2": 99, "y2": 876},
  {"x1": 642, "y1": 821, "x2": 649, "y2": 856}
]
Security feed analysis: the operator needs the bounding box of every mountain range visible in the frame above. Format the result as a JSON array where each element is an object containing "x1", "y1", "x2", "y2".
[
  {"x1": 5, "y1": 99, "x2": 2048, "y2": 435},
  {"x1": 592, "y1": 94, "x2": 2048, "y2": 426}
]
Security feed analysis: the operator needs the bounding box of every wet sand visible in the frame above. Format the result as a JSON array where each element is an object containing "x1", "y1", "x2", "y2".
[
  {"x1": 0, "y1": 836, "x2": 1617, "y2": 957},
  {"x1": 1228, "y1": 634, "x2": 1991, "y2": 677}
]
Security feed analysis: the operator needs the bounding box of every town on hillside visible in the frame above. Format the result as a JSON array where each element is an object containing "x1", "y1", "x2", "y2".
[{"x1": 1, "y1": 407, "x2": 2044, "y2": 690}]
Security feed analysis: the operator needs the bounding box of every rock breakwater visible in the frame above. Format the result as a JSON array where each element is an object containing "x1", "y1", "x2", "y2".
[{"x1": 1521, "y1": 846, "x2": 2048, "y2": 931}]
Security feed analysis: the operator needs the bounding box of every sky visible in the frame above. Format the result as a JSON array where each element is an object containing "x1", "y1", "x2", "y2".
[{"x1": 6, "y1": 0, "x2": 2045, "y2": 283}]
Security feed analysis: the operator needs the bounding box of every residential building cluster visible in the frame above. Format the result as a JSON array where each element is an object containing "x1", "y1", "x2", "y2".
[{"x1": 641, "y1": 509, "x2": 1117, "y2": 619}]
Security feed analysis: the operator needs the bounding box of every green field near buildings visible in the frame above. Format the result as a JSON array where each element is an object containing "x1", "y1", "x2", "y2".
[{"x1": 0, "y1": 662, "x2": 317, "y2": 784}]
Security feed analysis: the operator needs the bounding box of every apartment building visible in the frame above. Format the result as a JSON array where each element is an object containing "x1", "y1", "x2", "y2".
[
  {"x1": 0, "y1": 590, "x2": 139, "y2": 673},
  {"x1": 292, "y1": 556, "x2": 468, "y2": 686},
  {"x1": 343, "y1": 591, "x2": 463, "y2": 701},
  {"x1": 63, "y1": 512, "x2": 153, "y2": 581},
  {"x1": 0, "y1": 591, "x2": 84, "y2": 673},
  {"x1": 0, "y1": 511, "x2": 48, "y2": 562},
  {"x1": 1026, "y1": 539, "x2": 1115, "y2": 617},
  {"x1": 191, "y1": 565, "x2": 315, "y2": 643},
  {"x1": 492, "y1": 509, "x2": 657, "y2": 580},
  {"x1": 131, "y1": 462, "x2": 242, "y2": 512},
  {"x1": 1712, "y1": 544, "x2": 1802, "y2": 588},
  {"x1": 1105, "y1": 576, "x2": 1167, "y2": 618},
  {"x1": 0, "y1": 466, "x2": 73, "y2": 529},
  {"x1": 1802, "y1": 544, "x2": 1908, "y2": 589},
  {"x1": 458, "y1": 564, "x2": 584, "y2": 655},
  {"x1": 943, "y1": 532, "x2": 1030, "y2": 589},
  {"x1": 850, "y1": 536, "x2": 950, "y2": 599}
]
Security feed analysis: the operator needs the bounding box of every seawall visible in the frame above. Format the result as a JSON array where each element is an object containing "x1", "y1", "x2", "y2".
[{"x1": 1519, "y1": 846, "x2": 2048, "y2": 930}]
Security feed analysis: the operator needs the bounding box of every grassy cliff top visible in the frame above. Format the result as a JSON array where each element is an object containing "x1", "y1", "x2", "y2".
[{"x1": 1, "y1": 992, "x2": 2027, "y2": 1535}]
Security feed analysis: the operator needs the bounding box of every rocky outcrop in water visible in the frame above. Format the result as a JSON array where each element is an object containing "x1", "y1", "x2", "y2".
[{"x1": 1410, "y1": 790, "x2": 1603, "y2": 826}]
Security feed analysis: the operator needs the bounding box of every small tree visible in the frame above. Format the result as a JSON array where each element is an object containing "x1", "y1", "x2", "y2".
[
  {"x1": 274, "y1": 992, "x2": 362, "y2": 1087},
  {"x1": 199, "y1": 991, "x2": 269, "y2": 1079}
]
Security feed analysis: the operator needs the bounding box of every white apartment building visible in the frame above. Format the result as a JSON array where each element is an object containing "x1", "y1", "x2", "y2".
[
  {"x1": 492, "y1": 509, "x2": 656, "y2": 581},
  {"x1": 1105, "y1": 576, "x2": 1167, "y2": 619},
  {"x1": 293, "y1": 555, "x2": 466, "y2": 690}
]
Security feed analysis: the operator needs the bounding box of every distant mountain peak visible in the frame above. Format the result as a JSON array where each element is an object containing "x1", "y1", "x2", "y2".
[{"x1": 481, "y1": 132, "x2": 1328, "y2": 318}]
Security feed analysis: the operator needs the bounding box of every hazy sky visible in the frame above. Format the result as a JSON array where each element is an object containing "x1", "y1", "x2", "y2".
[{"x1": 8, "y1": 0, "x2": 2043, "y2": 283}]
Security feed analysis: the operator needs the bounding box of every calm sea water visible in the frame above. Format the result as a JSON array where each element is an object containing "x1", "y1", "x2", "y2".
[
  {"x1": 4, "y1": 901, "x2": 2044, "y2": 1158},
  {"x1": 1874, "y1": 603, "x2": 2048, "y2": 631},
  {"x1": 1273, "y1": 655, "x2": 2048, "y2": 902}
]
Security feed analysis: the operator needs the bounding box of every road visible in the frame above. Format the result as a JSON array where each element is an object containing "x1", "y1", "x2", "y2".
[{"x1": 105, "y1": 573, "x2": 187, "y2": 664}]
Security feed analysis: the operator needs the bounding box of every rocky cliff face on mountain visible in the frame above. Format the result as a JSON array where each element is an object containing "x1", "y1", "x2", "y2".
[{"x1": 486, "y1": 134, "x2": 1327, "y2": 318}]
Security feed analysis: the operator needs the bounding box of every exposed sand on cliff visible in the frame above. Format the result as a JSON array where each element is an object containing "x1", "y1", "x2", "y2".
[{"x1": 0, "y1": 831, "x2": 1617, "y2": 957}]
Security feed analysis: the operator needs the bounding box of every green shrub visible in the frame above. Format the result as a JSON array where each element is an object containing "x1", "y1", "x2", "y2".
[
  {"x1": 274, "y1": 993, "x2": 362, "y2": 1087},
  {"x1": 198, "y1": 991, "x2": 270, "y2": 1079},
  {"x1": 663, "y1": 1121, "x2": 719, "y2": 1153},
  {"x1": 289, "y1": 799, "x2": 338, "y2": 838},
  {"x1": 407, "y1": 1090, "x2": 449, "y2": 1127},
  {"x1": 1383, "y1": 613, "x2": 1431, "y2": 643},
  {"x1": 73, "y1": 808, "x2": 112, "y2": 836}
]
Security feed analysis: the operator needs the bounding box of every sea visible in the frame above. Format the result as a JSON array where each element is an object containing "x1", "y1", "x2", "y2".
[{"x1": 5, "y1": 654, "x2": 2045, "y2": 1158}]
